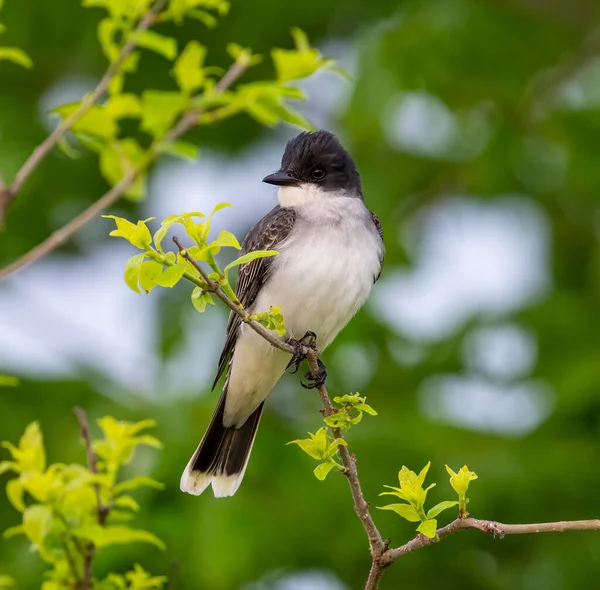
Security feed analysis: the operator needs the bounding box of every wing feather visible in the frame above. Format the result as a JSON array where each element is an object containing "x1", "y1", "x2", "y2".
[{"x1": 212, "y1": 206, "x2": 296, "y2": 389}]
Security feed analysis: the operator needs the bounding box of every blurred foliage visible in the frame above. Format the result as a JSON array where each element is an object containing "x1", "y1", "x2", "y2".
[
  {"x1": 3, "y1": 0, "x2": 600, "y2": 589},
  {"x1": 1, "y1": 419, "x2": 166, "y2": 588}
]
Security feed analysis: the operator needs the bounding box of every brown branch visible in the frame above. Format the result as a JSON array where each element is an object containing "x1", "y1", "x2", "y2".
[
  {"x1": 376, "y1": 516, "x2": 600, "y2": 572},
  {"x1": 0, "y1": 61, "x2": 248, "y2": 280},
  {"x1": 74, "y1": 407, "x2": 111, "y2": 590},
  {"x1": 0, "y1": 0, "x2": 168, "y2": 226},
  {"x1": 173, "y1": 236, "x2": 297, "y2": 356}
]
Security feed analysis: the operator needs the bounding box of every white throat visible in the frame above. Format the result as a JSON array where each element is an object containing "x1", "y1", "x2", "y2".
[{"x1": 277, "y1": 183, "x2": 328, "y2": 208}]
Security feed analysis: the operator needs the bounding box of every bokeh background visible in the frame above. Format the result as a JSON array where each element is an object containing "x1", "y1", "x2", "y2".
[{"x1": 2, "y1": 0, "x2": 600, "y2": 588}]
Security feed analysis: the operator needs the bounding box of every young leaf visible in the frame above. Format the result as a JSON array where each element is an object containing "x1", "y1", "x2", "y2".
[
  {"x1": 132, "y1": 30, "x2": 177, "y2": 60},
  {"x1": 105, "y1": 93, "x2": 142, "y2": 119},
  {"x1": 224, "y1": 250, "x2": 278, "y2": 278},
  {"x1": 446, "y1": 465, "x2": 478, "y2": 496},
  {"x1": 416, "y1": 519, "x2": 438, "y2": 539},
  {"x1": 212, "y1": 229, "x2": 241, "y2": 250},
  {"x1": 53, "y1": 102, "x2": 117, "y2": 139},
  {"x1": 0, "y1": 47, "x2": 33, "y2": 69},
  {"x1": 191, "y1": 286, "x2": 214, "y2": 312},
  {"x1": 124, "y1": 253, "x2": 146, "y2": 294},
  {"x1": 314, "y1": 462, "x2": 335, "y2": 481},
  {"x1": 157, "y1": 264, "x2": 185, "y2": 288},
  {"x1": 141, "y1": 90, "x2": 187, "y2": 138},
  {"x1": 137, "y1": 260, "x2": 162, "y2": 293},
  {"x1": 99, "y1": 138, "x2": 147, "y2": 200},
  {"x1": 92, "y1": 525, "x2": 166, "y2": 550},
  {"x1": 158, "y1": 139, "x2": 199, "y2": 161},
  {"x1": 427, "y1": 500, "x2": 459, "y2": 520},
  {"x1": 113, "y1": 476, "x2": 165, "y2": 494},
  {"x1": 173, "y1": 41, "x2": 206, "y2": 93},
  {"x1": 377, "y1": 503, "x2": 421, "y2": 522}
]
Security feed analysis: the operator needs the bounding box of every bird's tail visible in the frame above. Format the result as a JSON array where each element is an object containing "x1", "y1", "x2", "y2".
[{"x1": 180, "y1": 392, "x2": 264, "y2": 498}]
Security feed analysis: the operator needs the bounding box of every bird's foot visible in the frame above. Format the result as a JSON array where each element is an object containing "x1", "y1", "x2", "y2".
[
  {"x1": 301, "y1": 358, "x2": 328, "y2": 390},
  {"x1": 285, "y1": 331, "x2": 317, "y2": 374}
]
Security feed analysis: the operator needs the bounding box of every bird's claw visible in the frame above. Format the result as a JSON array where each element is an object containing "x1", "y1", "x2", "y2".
[
  {"x1": 285, "y1": 331, "x2": 317, "y2": 374},
  {"x1": 301, "y1": 358, "x2": 328, "y2": 389}
]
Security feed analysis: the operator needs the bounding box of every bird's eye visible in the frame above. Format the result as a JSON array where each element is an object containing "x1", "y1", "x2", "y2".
[{"x1": 312, "y1": 168, "x2": 325, "y2": 180}]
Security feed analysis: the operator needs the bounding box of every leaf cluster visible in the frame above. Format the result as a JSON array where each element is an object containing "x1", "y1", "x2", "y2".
[
  {"x1": 104, "y1": 205, "x2": 285, "y2": 334},
  {"x1": 323, "y1": 393, "x2": 377, "y2": 431},
  {"x1": 287, "y1": 427, "x2": 348, "y2": 481},
  {"x1": 0, "y1": 419, "x2": 166, "y2": 589},
  {"x1": 378, "y1": 462, "x2": 478, "y2": 539},
  {"x1": 47, "y1": 1, "x2": 346, "y2": 202}
]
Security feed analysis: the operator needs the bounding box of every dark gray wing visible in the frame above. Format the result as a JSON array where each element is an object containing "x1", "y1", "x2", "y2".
[
  {"x1": 371, "y1": 211, "x2": 384, "y2": 283},
  {"x1": 212, "y1": 206, "x2": 297, "y2": 389}
]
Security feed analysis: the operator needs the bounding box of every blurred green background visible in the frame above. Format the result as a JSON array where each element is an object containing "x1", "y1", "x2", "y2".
[{"x1": 2, "y1": 0, "x2": 600, "y2": 588}]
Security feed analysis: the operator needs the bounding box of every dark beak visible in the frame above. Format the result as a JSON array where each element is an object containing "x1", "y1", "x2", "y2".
[{"x1": 262, "y1": 170, "x2": 299, "y2": 186}]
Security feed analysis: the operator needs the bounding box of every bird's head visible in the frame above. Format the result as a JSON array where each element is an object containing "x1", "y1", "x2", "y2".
[{"x1": 263, "y1": 130, "x2": 362, "y2": 207}]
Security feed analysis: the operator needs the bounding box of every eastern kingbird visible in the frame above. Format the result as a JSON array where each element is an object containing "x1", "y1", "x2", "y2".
[{"x1": 180, "y1": 130, "x2": 385, "y2": 497}]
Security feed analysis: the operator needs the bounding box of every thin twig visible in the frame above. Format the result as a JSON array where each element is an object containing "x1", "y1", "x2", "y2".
[
  {"x1": 0, "y1": 0, "x2": 167, "y2": 226},
  {"x1": 74, "y1": 407, "x2": 109, "y2": 525},
  {"x1": 74, "y1": 406, "x2": 111, "y2": 590},
  {"x1": 173, "y1": 236, "x2": 296, "y2": 355},
  {"x1": 0, "y1": 62, "x2": 248, "y2": 280}
]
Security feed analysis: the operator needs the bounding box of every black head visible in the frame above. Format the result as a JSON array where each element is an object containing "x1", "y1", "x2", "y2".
[{"x1": 262, "y1": 130, "x2": 362, "y2": 195}]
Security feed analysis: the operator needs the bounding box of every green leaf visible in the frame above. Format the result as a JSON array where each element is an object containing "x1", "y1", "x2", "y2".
[
  {"x1": 211, "y1": 229, "x2": 241, "y2": 250},
  {"x1": 103, "y1": 215, "x2": 137, "y2": 242},
  {"x1": 446, "y1": 464, "x2": 478, "y2": 496},
  {"x1": 99, "y1": 138, "x2": 146, "y2": 200},
  {"x1": 0, "y1": 576, "x2": 15, "y2": 590},
  {"x1": 271, "y1": 29, "x2": 326, "y2": 82},
  {"x1": 22, "y1": 504, "x2": 54, "y2": 547},
  {"x1": 0, "y1": 47, "x2": 33, "y2": 68},
  {"x1": 355, "y1": 403, "x2": 377, "y2": 416},
  {"x1": 313, "y1": 462, "x2": 335, "y2": 481},
  {"x1": 114, "y1": 495, "x2": 140, "y2": 512},
  {"x1": 191, "y1": 286, "x2": 214, "y2": 313},
  {"x1": 124, "y1": 253, "x2": 146, "y2": 294},
  {"x1": 173, "y1": 41, "x2": 206, "y2": 93},
  {"x1": 0, "y1": 375, "x2": 18, "y2": 387},
  {"x1": 113, "y1": 476, "x2": 165, "y2": 494},
  {"x1": 224, "y1": 250, "x2": 278, "y2": 278},
  {"x1": 132, "y1": 30, "x2": 177, "y2": 60},
  {"x1": 158, "y1": 139, "x2": 199, "y2": 160},
  {"x1": 141, "y1": 90, "x2": 187, "y2": 138},
  {"x1": 82, "y1": 524, "x2": 166, "y2": 550},
  {"x1": 97, "y1": 17, "x2": 120, "y2": 62},
  {"x1": 156, "y1": 264, "x2": 185, "y2": 288},
  {"x1": 416, "y1": 519, "x2": 438, "y2": 539},
  {"x1": 124, "y1": 564, "x2": 168, "y2": 589},
  {"x1": 52, "y1": 102, "x2": 117, "y2": 139},
  {"x1": 6, "y1": 479, "x2": 24, "y2": 512},
  {"x1": 139, "y1": 261, "x2": 163, "y2": 293},
  {"x1": 2, "y1": 525, "x2": 23, "y2": 539},
  {"x1": 427, "y1": 500, "x2": 459, "y2": 520},
  {"x1": 105, "y1": 93, "x2": 142, "y2": 119},
  {"x1": 377, "y1": 502, "x2": 421, "y2": 522}
]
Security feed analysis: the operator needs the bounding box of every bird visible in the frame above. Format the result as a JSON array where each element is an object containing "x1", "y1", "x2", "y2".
[{"x1": 180, "y1": 130, "x2": 385, "y2": 498}]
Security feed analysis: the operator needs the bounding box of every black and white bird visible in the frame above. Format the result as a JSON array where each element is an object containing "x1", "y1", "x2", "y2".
[{"x1": 180, "y1": 130, "x2": 385, "y2": 497}]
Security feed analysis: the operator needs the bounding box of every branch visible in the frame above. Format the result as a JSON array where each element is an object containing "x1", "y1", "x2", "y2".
[
  {"x1": 380, "y1": 516, "x2": 600, "y2": 565},
  {"x1": 0, "y1": 0, "x2": 168, "y2": 226},
  {"x1": 173, "y1": 236, "x2": 297, "y2": 356},
  {"x1": 74, "y1": 407, "x2": 110, "y2": 590},
  {"x1": 0, "y1": 61, "x2": 248, "y2": 280}
]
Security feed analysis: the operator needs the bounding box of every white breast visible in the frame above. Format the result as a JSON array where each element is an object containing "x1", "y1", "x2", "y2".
[{"x1": 252, "y1": 196, "x2": 383, "y2": 349}]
